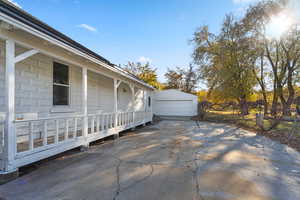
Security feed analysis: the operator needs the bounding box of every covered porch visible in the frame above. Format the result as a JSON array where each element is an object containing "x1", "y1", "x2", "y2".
[{"x1": 0, "y1": 37, "x2": 153, "y2": 175}]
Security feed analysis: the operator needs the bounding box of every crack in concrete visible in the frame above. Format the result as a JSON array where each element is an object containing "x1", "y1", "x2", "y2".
[
  {"x1": 112, "y1": 155, "x2": 154, "y2": 200},
  {"x1": 192, "y1": 154, "x2": 205, "y2": 200},
  {"x1": 120, "y1": 164, "x2": 154, "y2": 193},
  {"x1": 113, "y1": 158, "x2": 122, "y2": 200}
]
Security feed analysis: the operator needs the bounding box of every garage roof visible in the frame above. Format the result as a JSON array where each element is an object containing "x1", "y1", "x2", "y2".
[{"x1": 154, "y1": 89, "x2": 198, "y2": 100}]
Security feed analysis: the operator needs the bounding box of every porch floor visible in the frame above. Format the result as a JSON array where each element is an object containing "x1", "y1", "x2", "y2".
[{"x1": 1, "y1": 120, "x2": 300, "y2": 200}]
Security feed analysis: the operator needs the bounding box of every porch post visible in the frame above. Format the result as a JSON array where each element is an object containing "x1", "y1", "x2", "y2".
[
  {"x1": 3, "y1": 39, "x2": 17, "y2": 172},
  {"x1": 82, "y1": 67, "x2": 88, "y2": 141},
  {"x1": 130, "y1": 84, "x2": 135, "y2": 125},
  {"x1": 150, "y1": 91, "x2": 153, "y2": 121},
  {"x1": 114, "y1": 79, "x2": 118, "y2": 128},
  {"x1": 143, "y1": 90, "x2": 147, "y2": 124}
]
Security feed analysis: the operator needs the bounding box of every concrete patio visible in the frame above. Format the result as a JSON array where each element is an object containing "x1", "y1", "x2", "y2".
[{"x1": 0, "y1": 120, "x2": 300, "y2": 200}]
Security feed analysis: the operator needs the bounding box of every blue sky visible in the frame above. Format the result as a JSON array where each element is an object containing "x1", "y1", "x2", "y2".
[{"x1": 10, "y1": 0, "x2": 258, "y2": 86}]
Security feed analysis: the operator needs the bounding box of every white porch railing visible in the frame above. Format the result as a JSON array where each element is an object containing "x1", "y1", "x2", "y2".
[{"x1": 5, "y1": 111, "x2": 152, "y2": 169}]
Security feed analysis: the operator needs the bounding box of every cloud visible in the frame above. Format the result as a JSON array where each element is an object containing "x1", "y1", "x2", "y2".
[
  {"x1": 77, "y1": 24, "x2": 97, "y2": 32},
  {"x1": 138, "y1": 56, "x2": 152, "y2": 63},
  {"x1": 8, "y1": 0, "x2": 22, "y2": 8},
  {"x1": 233, "y1": 0, "x2": 264, "y2": 4}
]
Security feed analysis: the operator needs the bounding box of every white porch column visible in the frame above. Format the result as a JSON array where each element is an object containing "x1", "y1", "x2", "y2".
[
  {"x1": 143, "y1": 90, "x2": 147, "y2": 124},
  {"x1": 150, "y1": 91, "x2": 153, "y2": 121},
  {"x1": 3, "y1": 40, "x2": 17, "y2": 172},
  {"x1": 130, "y1": 84, "x2": 135, "y2": 125},
  {"x1": 114, "y1": 79, "x2": 118, "y2": 128},
  {"x1": 82, "y1": 67, "x2": 88, "y2": 139}
]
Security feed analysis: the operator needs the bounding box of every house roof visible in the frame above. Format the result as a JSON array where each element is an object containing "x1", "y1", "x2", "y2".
[
  {"x1": 0, "y1": 0, "x2": 153, "y2": 89},
  {"x1": 154, "y1": 89, "x2": 198, "y2": 100}
]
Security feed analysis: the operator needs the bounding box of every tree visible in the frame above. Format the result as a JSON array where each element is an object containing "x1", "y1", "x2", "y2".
[
  {"x1": 243, "y1": 0, "x2": 300, "y2": 116},
  {"x1": 123, "y1": 62, "x2": 163, "y2": 89},
  {"x1": 183, "y1": 64, "x2": 200, "y2": 93},
  {"x1": 192, "y1": 15, "x2": 257, "y2": 115},
  {"x1": 164, "y1": 67, "x2": 183, "y2": 90},
  {"x1": 164, "y1": 64, "x2": 200, "y2": 93}
]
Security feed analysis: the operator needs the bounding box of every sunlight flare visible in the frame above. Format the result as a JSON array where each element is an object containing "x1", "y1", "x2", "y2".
[{"x1": 265, "y1": 11, "x2": 295, "y2": 39}]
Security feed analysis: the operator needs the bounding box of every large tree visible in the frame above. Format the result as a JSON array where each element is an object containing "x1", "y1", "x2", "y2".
[
  {"x1": 243, "y1": 0, "x2": 300, "y2": 116},
  {"x1": 192, "y1": 15, "x2": 257, "y2": 115}
]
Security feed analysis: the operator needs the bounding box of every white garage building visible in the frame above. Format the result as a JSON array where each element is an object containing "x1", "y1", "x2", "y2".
[{"x1": 153, "y1": 89, "x2": 198, "y2": 117}]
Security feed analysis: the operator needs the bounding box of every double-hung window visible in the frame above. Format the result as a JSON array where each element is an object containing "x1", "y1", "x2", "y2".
[{"x1": 53, "y1": 62, "x2": 69, "y2": 106}]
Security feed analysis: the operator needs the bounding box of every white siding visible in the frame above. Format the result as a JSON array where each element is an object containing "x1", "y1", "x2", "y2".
[
  {"x1": 134, "y1": 87, "x2": 145, "y2": 111},
  {"x1": 13, "y1": 47, "x2": 83, "y2": 118},
  {"x1": 117, "y1": 82, "x2": 132, "y2": 112},
  {"x1": 87, "y1": 70, "x2": 114, "y2": 113}
]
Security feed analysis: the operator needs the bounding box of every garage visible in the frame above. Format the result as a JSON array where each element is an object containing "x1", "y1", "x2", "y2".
[{"x1": 153, "y1": 89, "x2": 198, "y2": 116}]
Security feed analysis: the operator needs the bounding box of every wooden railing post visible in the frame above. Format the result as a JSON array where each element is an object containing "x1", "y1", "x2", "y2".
[
  {"x1": 43, "y1": 120, "x2": 48, "y2": 146},
  {"x1": 65, "y1": 119, "x2": 69, "y2": 140}
]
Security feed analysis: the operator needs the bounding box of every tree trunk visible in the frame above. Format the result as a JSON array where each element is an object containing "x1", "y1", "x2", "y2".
[
  {"x1": 239, "y1": 96, "x2": 249, "y2": 115},
  {"x1": 260, "y1": 86, "x2": 268, "y2": 115},
  {"x1": 271, "y1": 88, "x2": 278, "y2": 116},
  {"x1": 263, "y1": 95, "x2": 268, "y2": 115},
  {"x1": 279, "y1": 71, "x2": 295, "y2": 117},
  {"x1": 281, "y1": 102, "x2": 292, "y2": 116},
  {"x1": 271, "y1": 99, "x2": 278, "y2": 116}
]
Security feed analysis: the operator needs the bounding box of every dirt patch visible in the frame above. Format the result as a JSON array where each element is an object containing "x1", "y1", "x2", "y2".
[
  {"x1": 257, "y1": 131, "x2": 300, "y2": 152},
  {"x1": 198, "y1": 170, "x2": 271, "y2": 200}
]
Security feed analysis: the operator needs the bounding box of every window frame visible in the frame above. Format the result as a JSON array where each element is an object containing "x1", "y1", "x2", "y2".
[{"x1": 52, "y1": 61, "x2": 70, "y2": 106}]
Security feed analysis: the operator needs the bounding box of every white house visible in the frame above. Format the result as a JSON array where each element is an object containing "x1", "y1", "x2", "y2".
[
  {"x1": 0, "y1": 1, "x2": 154, "y2": 177},
  {"x1": 153, "y1": 89, "x2": 198, "y2": 117}
]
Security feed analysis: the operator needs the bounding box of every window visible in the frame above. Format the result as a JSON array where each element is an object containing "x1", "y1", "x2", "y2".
[
  {"x1": 148, "y1": 96, "x2": 151, "y2": 107},
  {"x1": 53, "y1": 62, "x2": 69, "y2": 105}
]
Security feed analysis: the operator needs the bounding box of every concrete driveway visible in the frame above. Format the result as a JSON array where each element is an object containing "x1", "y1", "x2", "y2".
[{"x1": 1, "y1": 120, "x2": 300, "y2": 200}]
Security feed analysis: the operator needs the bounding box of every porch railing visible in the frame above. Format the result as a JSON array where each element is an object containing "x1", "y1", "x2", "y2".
[{"x1": 8, "y1": 111, "x2": 152, "y2": 169}]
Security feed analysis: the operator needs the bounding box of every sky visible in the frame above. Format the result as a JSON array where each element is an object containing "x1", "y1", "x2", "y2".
[{"x1": 9, "y1": 0, "x2": 262, "y2": 87}]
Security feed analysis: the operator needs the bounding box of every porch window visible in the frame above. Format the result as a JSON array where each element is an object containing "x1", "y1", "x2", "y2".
[
  {"x1": 53, "y1": 62, "x2": 69, "y2": 106},
  {"x1": 148, "y1": 96, "x2": 151, "y2": 107}
]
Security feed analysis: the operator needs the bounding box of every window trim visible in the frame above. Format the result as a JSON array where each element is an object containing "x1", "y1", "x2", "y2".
[{"x1": 52, "y1": 61, "x2": 71, "y2": 107}]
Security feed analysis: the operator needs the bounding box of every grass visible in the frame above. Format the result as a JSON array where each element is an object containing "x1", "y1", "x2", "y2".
[{"x1": 197, "y1": 110, "x2": 300, "y2": 151}]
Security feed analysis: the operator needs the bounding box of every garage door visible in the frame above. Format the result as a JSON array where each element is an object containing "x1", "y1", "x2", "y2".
[{"x1": 154, "y1": 100, "x2": 195, "y2": 116}]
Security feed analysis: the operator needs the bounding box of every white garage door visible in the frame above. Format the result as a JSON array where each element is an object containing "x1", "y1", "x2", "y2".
[{"x1": 154, "y1": 100, "x2": 195, "y2": 116}]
